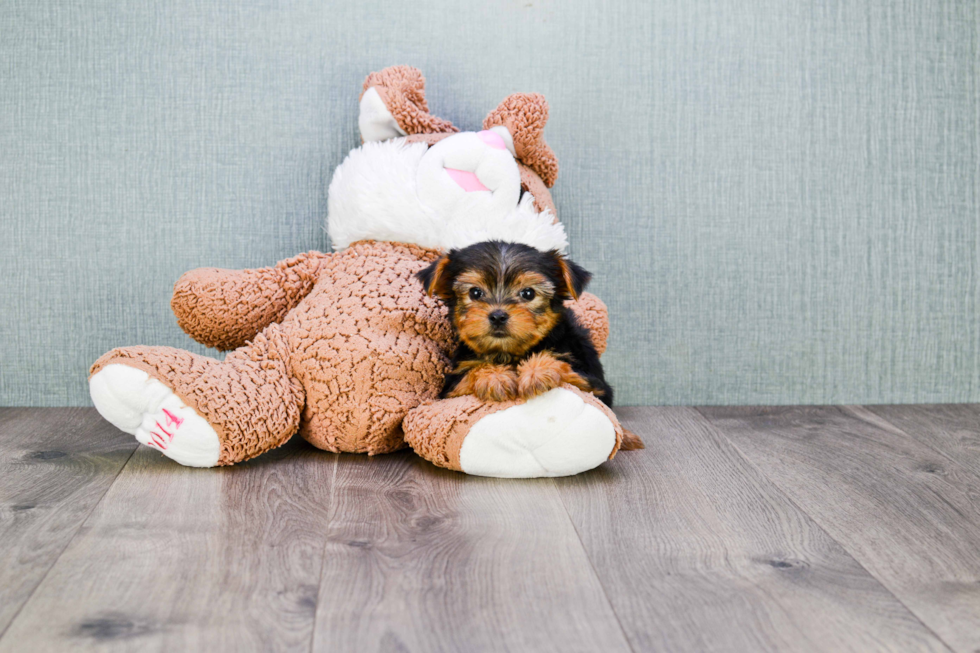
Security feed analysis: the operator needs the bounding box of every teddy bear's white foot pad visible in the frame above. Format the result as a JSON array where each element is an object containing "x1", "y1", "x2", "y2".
[
  {"x1": 458, "y1": 388, "x2": 616, "y2": 478},
  {"x1": 89, "y1": 364, "x2": 221, "y2": 467}
]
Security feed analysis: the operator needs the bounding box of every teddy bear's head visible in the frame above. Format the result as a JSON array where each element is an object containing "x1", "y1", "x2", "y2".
[{"x1": 327, "y1": 66, "x2": 568, "y2": 254}]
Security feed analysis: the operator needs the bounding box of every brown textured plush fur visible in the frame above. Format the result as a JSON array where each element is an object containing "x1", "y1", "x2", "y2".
[{"x1": 91, "y1": 240, "x2": 611, "y2": 465}]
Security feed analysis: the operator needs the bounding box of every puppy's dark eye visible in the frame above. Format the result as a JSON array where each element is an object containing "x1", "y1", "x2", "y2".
[
  {"x1": 519, "y1": 288, "x2": 535, "y2": 301},
  {"x1": 468, "y1": 287, "x2": 484, "y2": 301}
]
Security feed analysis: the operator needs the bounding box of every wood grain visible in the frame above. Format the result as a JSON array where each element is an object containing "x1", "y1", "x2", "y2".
[
  {"x1": 863, "y1": 404, "x2": 980, "y2": 477},
  {"x1": 699, "y1": 405, "x2": 980, "y2": 653},
  {"x1": 312, "y1": 451, "x2": 631, "y2": 653},
  {"x1": 555, "y1": 406, "x2": 948, "y2": 653},
  {"x1": 0, "y1": 436, "x2": 337, "y2": 652},
  {"x1": 6, "y1": 406, "x2": 980, "y2": 652},
  {"x1": 0, "y1": 408, "x2": 137, "y2": 637}
]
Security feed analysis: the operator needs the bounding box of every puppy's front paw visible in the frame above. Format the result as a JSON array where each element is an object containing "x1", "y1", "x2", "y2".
[
  {"x1": 517, "y1": 352, "x2": 566, "y2": 399},
  {"x1": 473, "y1": 365, "x2": 519, "y2": 402},
  {"x1": 449, "y1": 364, "x2": 519, "y2": 402}
]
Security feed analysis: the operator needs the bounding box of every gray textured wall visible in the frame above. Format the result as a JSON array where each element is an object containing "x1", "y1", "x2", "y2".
[{"x1": 1, "y1": 0, "x2": 978, "y2": 407}]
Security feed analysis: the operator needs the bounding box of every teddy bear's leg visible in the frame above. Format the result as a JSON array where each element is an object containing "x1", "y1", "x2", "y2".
[
  {"x1": 403, "y1": 385, "x2": 623, "y2": 478},
  {"x1": 88, "y1": 324, "x2": 303, "y2": 467}
]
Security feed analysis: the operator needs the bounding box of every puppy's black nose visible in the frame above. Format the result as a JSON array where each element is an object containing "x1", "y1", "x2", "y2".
[{"x1": 488, "y1": 309, "x2": 509, "y2": 327}]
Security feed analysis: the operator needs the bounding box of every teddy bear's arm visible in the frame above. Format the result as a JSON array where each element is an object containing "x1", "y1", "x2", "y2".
[{"x1": 171, "y1": 251, "x2": 332, "y2": 351}]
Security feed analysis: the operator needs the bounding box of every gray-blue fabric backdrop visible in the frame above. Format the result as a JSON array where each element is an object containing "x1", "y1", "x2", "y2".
[{"x1": 1, "y1": 0, "x2": 977, "y2": 406}]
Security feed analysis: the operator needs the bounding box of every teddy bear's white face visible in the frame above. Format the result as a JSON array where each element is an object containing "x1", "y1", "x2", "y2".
[
  {"x1": 415, "y1": 129, "x2": 521, "y2": 224},
  {"x1": 326, "y1": 127, "x2": 568, "y2": 254}
]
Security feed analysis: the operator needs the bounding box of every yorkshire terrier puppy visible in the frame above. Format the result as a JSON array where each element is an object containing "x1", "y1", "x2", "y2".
[{"x1": 416, "y1": 240, "x2": 614, "y2": 406}]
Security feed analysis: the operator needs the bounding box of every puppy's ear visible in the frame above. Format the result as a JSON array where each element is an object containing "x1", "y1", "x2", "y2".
[
  {"x1": 415, "y1": 255, "x2": 454, "y2": 299},
  {"x1": 549, "y1": 251, "x2": 591, "y2": 300}
]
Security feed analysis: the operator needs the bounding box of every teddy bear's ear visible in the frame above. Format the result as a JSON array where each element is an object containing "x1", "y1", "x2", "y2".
[
  {"x1": 415, "y1": 255, "x2": 455, "y2": 299},
  {"x1": 484, "y1": 93, "x2": 559, "y2": 188},
  {"x1": 518, "y1": 164, "x2": 558, "y2": 222},
  {"x1": 359, "y1": 66, "x2": 458, "y2": 142}
]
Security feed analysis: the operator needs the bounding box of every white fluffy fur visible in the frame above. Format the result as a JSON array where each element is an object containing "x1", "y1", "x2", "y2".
[{"x1": 327, "y1": 138, "x2": 568, "y2": 253}]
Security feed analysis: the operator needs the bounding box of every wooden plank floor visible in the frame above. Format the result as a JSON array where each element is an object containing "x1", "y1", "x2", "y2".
[{"x1": 0, "y1": 406, "x2": 978, "y2": 652}]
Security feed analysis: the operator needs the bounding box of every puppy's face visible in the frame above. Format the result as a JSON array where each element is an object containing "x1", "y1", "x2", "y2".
[{"x1": 417, "y1": 241, "x2": 591, "y2": 357}]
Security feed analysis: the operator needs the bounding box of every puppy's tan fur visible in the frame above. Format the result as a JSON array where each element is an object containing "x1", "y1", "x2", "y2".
[
  {"x1": 517, "y1": 351, "x2": 595, "y2": 399},
  {"x1": 447, "y1": 360, "x2": 519, "y2": 402}
]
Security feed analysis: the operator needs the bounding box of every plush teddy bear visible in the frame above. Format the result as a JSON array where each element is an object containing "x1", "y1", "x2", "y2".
[{"x1": 88, "y1": 65, "x2": 626, "y2": 478}]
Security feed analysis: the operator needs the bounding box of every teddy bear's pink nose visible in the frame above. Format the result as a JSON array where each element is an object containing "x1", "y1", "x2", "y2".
[{"x1": 477, "y1": 129, "x2": 507, "y2": 150}]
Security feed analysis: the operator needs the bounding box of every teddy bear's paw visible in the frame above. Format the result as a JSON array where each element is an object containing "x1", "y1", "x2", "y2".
[
  {"x1": 458, "y1": 388, "x2": 616, "y2": 478},
  {"x1": 89, "y1": 364, "x2": 220, "y2": 467}
]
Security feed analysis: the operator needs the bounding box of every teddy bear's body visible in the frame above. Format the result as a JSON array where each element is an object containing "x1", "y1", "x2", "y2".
[
  {"x1": 280, "y1": 243, "x2": 449, "y2": 455},
  {"x1": 92, "y1": 242, "x2": 447, "y2": 463},
  {"x1": 89, "y1": 66, "x2": 626, "y2": 477}
]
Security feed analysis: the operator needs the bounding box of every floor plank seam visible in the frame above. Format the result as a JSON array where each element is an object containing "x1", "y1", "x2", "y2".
[
  {"x1": 552, "y1": 472, "x2": 637, "y2": 653},
  {"x1": 308, "y1": 452, "x2": 341, "y2": 653},
  {"x1": 0, "y1": 439, "x2": 140, "y2": 644},
  {"x1": 692, "y1": 407, "x2": 958, "y2": 653}
]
